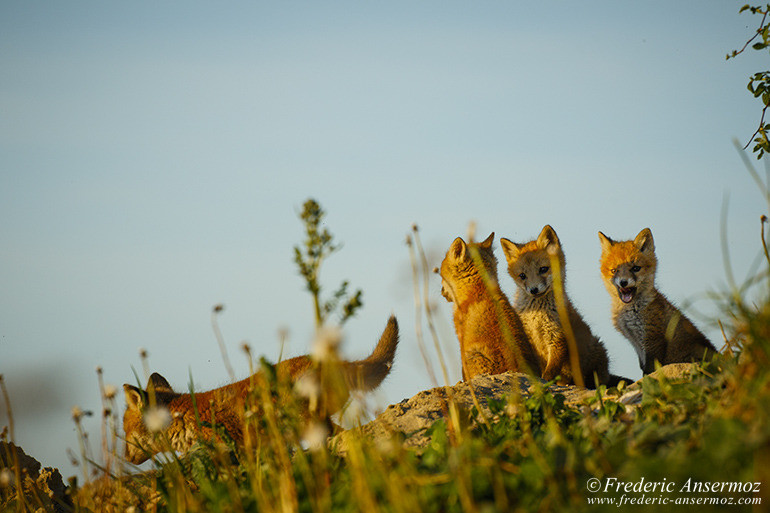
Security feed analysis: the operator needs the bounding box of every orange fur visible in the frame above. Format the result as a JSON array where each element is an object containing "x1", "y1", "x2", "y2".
[
  {"x1": 439, "y1": 232, "x2": 540, "y2": 380},
  {"x1": 123, "y1": 316, "x2": 398, "y2": 464},
  {"x1": 598, "y1": 228, "x2": 716, "y2": 374},
  {"x1": 501, "y1": 225, "x2": 612, "y2": 387}
]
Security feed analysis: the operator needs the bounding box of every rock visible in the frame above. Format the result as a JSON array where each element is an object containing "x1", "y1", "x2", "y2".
[
  {"x1": 333, "y1": 371, "x2": 599, "y2": 454},
  {"x1": 332, "y1": 363, "x2": 703, "y2": 454},
  {"x1": 0, "y1": 441, "x2": 71, "y2": 512}
]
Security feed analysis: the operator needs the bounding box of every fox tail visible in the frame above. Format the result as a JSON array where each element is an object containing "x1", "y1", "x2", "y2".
[{"x1": 343, "y1": 315, "x2": 399, "y2": 391}]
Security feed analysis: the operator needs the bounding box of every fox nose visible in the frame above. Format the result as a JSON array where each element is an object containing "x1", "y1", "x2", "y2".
[
  {"x1": 529, "y1": 287, "x2": 539, "y2": 295},
  {"x1": 619, "y1": 279, "x2": 628, "y2": 288}
]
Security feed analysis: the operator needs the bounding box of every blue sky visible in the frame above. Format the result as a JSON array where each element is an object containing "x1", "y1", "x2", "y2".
[{"x1": 1, "y1": 1, "x2": 767, "y2": 475}]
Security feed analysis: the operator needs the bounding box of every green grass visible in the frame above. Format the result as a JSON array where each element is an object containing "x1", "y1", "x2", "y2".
[
  {"x1": 64, "y1": 230, "x2": 770, "y2": 512},
  {"x1": 5, "y1": 191, "x2": 770, "y2": 513},
  {"x1": 62, "y1": 348, "x2": 768, "y2": 513}
]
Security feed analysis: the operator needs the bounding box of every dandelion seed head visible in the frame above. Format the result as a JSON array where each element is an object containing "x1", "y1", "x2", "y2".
[
  {"x1": 302, "y1": 422, "x2": 329, "y2": 452},
  {"x1": 294, "y1": 373, "x2": 320, "y2": 400},
  {"x1": 311, "y1": 325, "x2": 342, "y2": 362},
  {"x1": 376, "y1": 437, "x2": 397, "y2": 455},
  {"x1": 341, "y1": 392, "x2": 368, "y2": 425},
  {"x1": 143, "y1": 406, "x2": 172, "y2": 433},
  {"x1": 0, "y1": 468, "x2": 13, "y2": 488},
  {"x1": 104, "y1": 384, "x2": 117, "y2": 399}
]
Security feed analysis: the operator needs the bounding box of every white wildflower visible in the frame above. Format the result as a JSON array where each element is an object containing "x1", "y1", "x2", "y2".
[
  {"x1": 302, "y1": 422, "x2": 329, "y2": 452},
  {"x1": 143, "y1": 406, "x2": 172, "y2": 433},
  {"x1": 311, "y1": 325, "x2": 342, "y2": 362},
  {"x1": 0, "y1": 468, "x2": 13, "y2": 488},
  {"x1": 103, "y1": 384, "x2": 117, "y2": 400},
  {"x1": 376, "y1": 437, "x2": 397, "y2": 455},
  {"x1": 339, "y1": 392, "x2": 368, "y2": 426},
  {"x1": 294, "y1": 373, "x2": 320, "y2": 412}
]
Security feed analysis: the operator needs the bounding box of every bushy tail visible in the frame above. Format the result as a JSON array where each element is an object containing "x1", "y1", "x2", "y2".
[{"x1": 343, "y1": 315, "x2": 399, "y2": 391}]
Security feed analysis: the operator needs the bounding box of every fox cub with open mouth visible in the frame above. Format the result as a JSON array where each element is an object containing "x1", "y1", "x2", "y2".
[
  {"x1": 501, "y1": 225, "x2": 616, "y2": 388},
  {"x1": 598, "y1": 228, "x2": 716, "y2": 374}
]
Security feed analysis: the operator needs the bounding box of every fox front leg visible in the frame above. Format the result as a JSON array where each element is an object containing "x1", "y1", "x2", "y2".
[
  {"x1": 462, "y1": 351, "x2": 498, "y2": 381},
  {"x1": 641, "y1": 332, "x2": 668, "y2": 374}
]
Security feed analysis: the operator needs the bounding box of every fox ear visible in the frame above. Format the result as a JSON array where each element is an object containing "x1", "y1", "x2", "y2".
[
  {"x1": 634, "y1": 228, "x2": 654, "y2": 253},
  {"x1": 449, "y1": 237, "x2": 467, "y2": 261},
  {"x1": 499, "y1": 238, "x2": 522, "y2": 262},
  {"x1": 124, "y1": 384, "x2": 145, "y2": 410},
  {"x1": 598, "y1": 231, "x2": 613, "y2": 252},
  {"x1": 148, "y1": 373, "x2": 174, "y2": 394},
  {"x1": 479, "y1": 232, "x2": 494, "y2": 249},
  {"x1": 537, "y1": 225, "x2": 560, "y2": 250}
]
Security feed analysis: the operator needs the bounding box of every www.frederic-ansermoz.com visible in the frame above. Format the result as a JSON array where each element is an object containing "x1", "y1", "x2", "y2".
[{"x1": 585, "y1": 477, "x2": 762, "y2": 507}]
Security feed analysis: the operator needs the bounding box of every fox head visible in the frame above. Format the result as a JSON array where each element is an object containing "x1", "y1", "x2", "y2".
[
  {"x1": 598, "y1": 228, "x2": 657, "y2": 305},
  {"x1": 500, "y1": 225, "x2": 565, "y2": 300},
  {"x1": 123, "y1": 373, "x2": 178, "y2": 465},
  {"x1": 439, "y1": 232, "x2": 498, "y2": 303}
]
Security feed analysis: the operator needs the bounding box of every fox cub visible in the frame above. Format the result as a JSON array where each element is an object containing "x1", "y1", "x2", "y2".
[
  {"x1": 439, "y1": 232, "x2": 540, "y2": 380},
  {"x1": 123, "y1": 316, "x2": 399, "y2": 464},
  {"x1": 500, "y1": 225, "x2": 611, "y2": 388},
  {"x1": 598, "y1": 228, "x2": 716, "y2": 374}
]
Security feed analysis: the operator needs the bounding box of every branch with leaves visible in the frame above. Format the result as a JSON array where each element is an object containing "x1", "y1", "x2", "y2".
[
  {"x1": 729, "y1": 4, "x2": 770, "y2": 159},
  {"x1": 293, "y1": 198, "x2": 363, "y2": 328}
]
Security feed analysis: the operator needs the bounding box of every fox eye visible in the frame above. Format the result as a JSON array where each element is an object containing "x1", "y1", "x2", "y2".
[
  {"x1": 518, "y1": 273, "x2": 526, "y2": 280},
  {"x1": 538, "y1": 266, "x2": 549, "y2": 274},
  {"x1": 631, "y1": 265, "x2": 641, "y2": 272}
]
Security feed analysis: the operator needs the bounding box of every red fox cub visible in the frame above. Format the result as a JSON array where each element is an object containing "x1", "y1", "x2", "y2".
[
  {"x1": 500, "y1": 225, "x2": 612, "y2": 388},
  {"x1": 439, "y1": 232, "x2": 540, "y2": 381},
  {"x1": 122, "y1": 316, "x2": 398, "y2": 464},
  {"x1": 598, "y1": 228, "x2": 716, "y2": 374}
]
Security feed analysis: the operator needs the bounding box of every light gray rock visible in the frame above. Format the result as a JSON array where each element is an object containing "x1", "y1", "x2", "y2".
[{"x1": 333, "y1": 363, "x2": 700, "y2": 454}]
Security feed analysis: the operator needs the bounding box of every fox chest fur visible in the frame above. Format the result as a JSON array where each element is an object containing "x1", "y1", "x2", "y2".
[
  {"x1": 515, "y1": 295, "x2": 565, "y2": 367},
  {"x1": 612, "y1": 301, "x2": 649, "y2": 370},
  {"x1": 451, "y1": 290, "x2": 526, "y2": 378}
]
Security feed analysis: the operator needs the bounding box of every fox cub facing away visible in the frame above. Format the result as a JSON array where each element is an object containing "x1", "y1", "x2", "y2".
[
  {"x1": 123, "y1": 316, "x2": 399, "y2": 464},
  {"x1": 439, "y1": 232, "x2": 541, "y2": 381},
  {"x1": 500, "y1": 225, "x2": 613, "y2": 388},
  {"x1": 598, "y1": 228, "x2": 717, "y2": 374}
]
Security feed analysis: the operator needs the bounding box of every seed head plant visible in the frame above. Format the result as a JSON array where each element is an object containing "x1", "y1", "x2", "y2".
[{"x1": 294, "y1": 198, "x2": 364, "y2": 328}]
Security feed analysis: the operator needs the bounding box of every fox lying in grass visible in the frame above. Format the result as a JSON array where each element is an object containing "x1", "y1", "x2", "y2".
[
  {"x1": 122, "y1": 315, "x2": 398, "y2": 464},
  {"x1": 439, "y1": 232, "x2": 540, "y2": 380},
  {"x1": 598, "y1": 228, "x2": 716, "y2": 374},
  {"x1": 500, "y1": 225, "x2": 619, "y2": 388}
]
